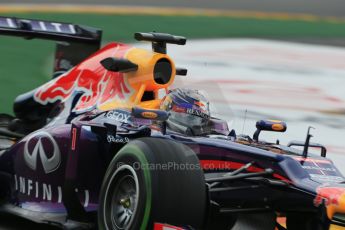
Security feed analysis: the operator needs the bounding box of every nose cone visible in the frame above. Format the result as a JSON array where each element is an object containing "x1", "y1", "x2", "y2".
[{"x1": 314, "y1": 187, "x2": 345, "y2": 220}]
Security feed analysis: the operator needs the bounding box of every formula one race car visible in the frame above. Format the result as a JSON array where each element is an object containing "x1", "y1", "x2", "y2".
[{"x1": 0, "y1": 16, "x2": 345, "y2": 230}]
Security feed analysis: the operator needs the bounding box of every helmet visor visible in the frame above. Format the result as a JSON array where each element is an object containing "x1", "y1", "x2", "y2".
[
  {"x1": 168, "y1": 104, "x2": 210, "y2": 135},
  {"x1": 170, "y1": 110, "x2": 208, "y2": 127}
]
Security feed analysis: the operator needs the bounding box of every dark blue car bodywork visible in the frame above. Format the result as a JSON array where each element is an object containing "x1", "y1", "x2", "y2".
[{"x1": 0, "y1": 16, "x2": 345, "y2": 230}]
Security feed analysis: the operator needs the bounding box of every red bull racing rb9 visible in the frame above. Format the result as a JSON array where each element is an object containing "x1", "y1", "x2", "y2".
[{"x1": 0, "y1": 16, "x2": 345, "y2": 230}]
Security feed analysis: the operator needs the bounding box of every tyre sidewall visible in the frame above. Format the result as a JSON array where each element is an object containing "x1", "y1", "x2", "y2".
[{"x1": 98, "y1": 144, "x2": 153, "y2": 230}]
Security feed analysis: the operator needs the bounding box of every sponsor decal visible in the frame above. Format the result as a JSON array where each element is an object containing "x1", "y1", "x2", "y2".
[
  {"x1": 107, "y1": 135, "x2": 129, "y2": 144},
  {"x1": 132, "y1": 118, "x2": 152, "y2": 126},
  {"x1": 315, "y1": 187, "x2": 345, "y2": 207},
  {"x1": 194, "y1": 101, "x2": 205, "y2": 107},
  {"x1": 172, "y1": 105, "x2": 186, "y2": 113},
  {"x1": 24, "y1": 131, "x2": 61, "y2": 174},
  {"x1": 14, "y1": 175, "x2": 89, "y2": 208},
  {"x1": 294, "y1": 156, "x2": 343, "y2": 182},
  {"x1": 154, "y1": 223, "x2": 184, "y2": 230},
  {"x1": 310, "y1": 174, "x2": 344, "y2": 183},
  {"x1": 272, "y1": 123, "x2": 285, "y2": 131},
  {"x1": 141, "y1": 111, "x2": 158, "y2": 119},
  {"x1": 314, "y1": 186, "x2": 345, "y2": 219},
  {"x1": 186, "y1": 108, "x2": 209, "y2": 119},
  {"x1": 106, "y1": 110, "x2": 131, "y2": 123},
  {"x1": 194, "y1": 100, "x2": 209, "y2": 112},
  {"x1": 34, "y1": 43, "x2": 134, "y2": 112},
  {"x1": 0, "y1": 17, "x2": 76, "y2": 34},
  {"x1": 294, "y1": 157, "x2": 345, "y2": 183},
  {"x1": 293, "y1": 157, "x2": 331, "y2": 164},
  {"x1": 71, "y1": 128, "x2": 77, "y2": 151},
  {"x1": 302, "y1": 165, "x2": 336, "y2": 172}
]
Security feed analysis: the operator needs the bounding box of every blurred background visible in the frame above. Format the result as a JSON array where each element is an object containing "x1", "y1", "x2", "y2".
[{"x1": 0, "y1": 0, "x2": 344, "y2": 229}]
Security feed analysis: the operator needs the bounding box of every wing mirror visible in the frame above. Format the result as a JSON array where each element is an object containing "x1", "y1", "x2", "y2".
[
  {"x1": 288, "y1": 141, "x2": 327, "y2": 158},
  {"x1": 132, "y1": 107, "x2": 169, "y2": 121},
  {"x1": 288, "y1": 127, "x2": 327, "y2": 157},
  {"x1": 132, "y1": 107, "x2": 169, "y2": 135},
  {"x1": 253, "y1": 120, "x2": 287, "y2": 141}
]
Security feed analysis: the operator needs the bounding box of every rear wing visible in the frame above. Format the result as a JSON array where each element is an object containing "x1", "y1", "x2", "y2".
[{"x1": 0, "y1": 16, "x2": 102, "y2": 75}]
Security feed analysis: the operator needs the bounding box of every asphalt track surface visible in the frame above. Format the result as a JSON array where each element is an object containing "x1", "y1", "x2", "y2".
[
  {"x1": 0, "y1": 1, "x2": 345, "y2": 230},
  {"x1": 0, "y1": 0, "x2": 344, "y2": 17}
]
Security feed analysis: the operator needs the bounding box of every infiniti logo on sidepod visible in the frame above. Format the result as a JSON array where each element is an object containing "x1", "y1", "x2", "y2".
[{"x1": 24, "y1": 131, "x2": 61, "y2": 174}]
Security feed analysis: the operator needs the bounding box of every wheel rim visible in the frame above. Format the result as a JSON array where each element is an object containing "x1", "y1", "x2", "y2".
[{"x1": 104, "y1": 165, "x2": 139, "y2": 230}]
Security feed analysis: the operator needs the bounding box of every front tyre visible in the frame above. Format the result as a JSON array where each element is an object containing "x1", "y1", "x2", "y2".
[{"x1": 98, "y1": 137, "x2": 207, "y2": 230}]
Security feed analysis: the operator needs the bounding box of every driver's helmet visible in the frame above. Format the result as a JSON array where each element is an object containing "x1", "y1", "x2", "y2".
[{"x1": 160, "y1": 88, "x2": 211, "y2": 135}]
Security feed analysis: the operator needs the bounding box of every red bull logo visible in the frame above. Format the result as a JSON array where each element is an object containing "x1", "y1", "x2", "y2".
[
  {"x1": 314, "y1": 187, "x2": 345, "y2": 207},
  {"x1": 34, "y1": 43, "x2": 134, "y2": 112},
  {"x1": 314, "y1": 186, "x2": 345, "y2": 219},
  {"x1": 193, "y1": 99, "x2": 209, "y2": 114},
  {"x1": 194, "y1": 101, "x2": 205, "y2": 107}
]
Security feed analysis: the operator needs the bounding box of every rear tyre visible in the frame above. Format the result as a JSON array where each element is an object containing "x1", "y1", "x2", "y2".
[{"x1": 98, "y1": 137, "x2": 207, "y2": 230}]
